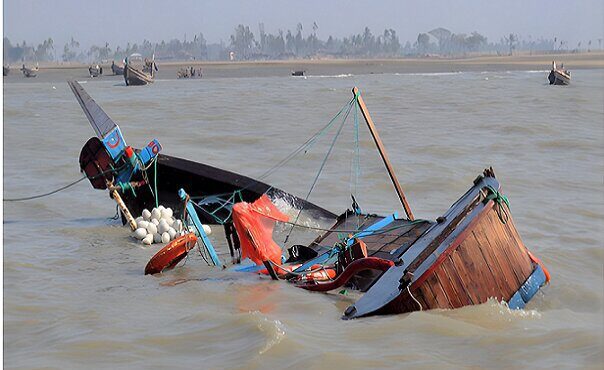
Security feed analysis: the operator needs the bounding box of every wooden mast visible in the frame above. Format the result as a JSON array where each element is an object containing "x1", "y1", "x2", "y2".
[{"x1": 352, "y1": 87, "x2": 415, "y2": 220}]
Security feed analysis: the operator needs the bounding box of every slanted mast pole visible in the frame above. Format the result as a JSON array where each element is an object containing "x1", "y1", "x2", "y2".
[{"x1": 352, "y1": 87, "x2": 415, "y2": 221}]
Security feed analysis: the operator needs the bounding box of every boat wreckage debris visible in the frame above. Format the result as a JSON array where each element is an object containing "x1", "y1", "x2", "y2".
[{"x1": 69, "y1": 80, "x2": 550, "y2": 319}]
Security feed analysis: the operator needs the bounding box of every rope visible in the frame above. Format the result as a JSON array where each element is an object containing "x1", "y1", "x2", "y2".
[
  {"x1": 484, "y1": 185, "x2": 510, "y2": 224},
  {"x1": 407, "y1": 284, "x2": 423, "y2": 311},
  {"x1": 284, "y1": 100, "x2": 354, "y2": 243},
  {"x1": 256, "y1": 97, "x2": 355, "y2": 182},
  {"x1": 3, "y1": 163, "x2": 128, "y2": 202},
  {"x1": 3, "y1": 176, "x2": 89, "y2": 201}
]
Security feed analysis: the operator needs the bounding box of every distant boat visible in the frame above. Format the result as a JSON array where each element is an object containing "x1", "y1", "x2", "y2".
[
  {"x1": 124, "y1": 53, "x2": 156, "y2": 86},
  {"x1": 177, "y1": 66, "x2": 202, "y2": 79},
  {"x1": 3, "y1": 66, "x2": 9, "y2": 76},
  {"x1": 20, "y1": 64, "x2": 38, "y2": 78},
  {"x1": 111, "y1": 61, "x2": 124, "y2": 75},
  {"x1": 89, "y1": 64, "x2": 103, "y2": 78},
  {"x1": 291, "y1": 70, "x2": 305, "y2": 77},
  {"x1": 548, "y1": 61, "x2": 571, "y2": 85}
]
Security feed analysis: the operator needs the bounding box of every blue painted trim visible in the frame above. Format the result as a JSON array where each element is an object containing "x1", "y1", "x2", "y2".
[
  {"x1": 102, "y1": 126, "x2": 127, "y2": 160},
  {"x1": 139, "y1": 139, "x2": 162, "y2": 165},
  {"x1": 178, "y1": 189, "x2": 223, "y2": 267},
  {"x1": 232, "y1": 259, "x2": 266, "y2": 273},
  {"x1": 507, "y1": 264, "x2": 546, "y2": 310},
  {"x1": 293, "y1": 213, "x2": 398, "y2": 273}
]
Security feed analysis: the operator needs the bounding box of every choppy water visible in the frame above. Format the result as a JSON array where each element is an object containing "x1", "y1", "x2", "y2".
[{"x1": 4, "y1": 69, "x2": 603, "y2": 369}]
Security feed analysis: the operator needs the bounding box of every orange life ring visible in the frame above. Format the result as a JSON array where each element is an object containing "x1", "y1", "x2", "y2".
[{"x1": 145, "y1": 233, "x2": 198, "y2": 275}]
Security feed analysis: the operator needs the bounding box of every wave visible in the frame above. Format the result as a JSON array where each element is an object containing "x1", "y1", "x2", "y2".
[
  {"x1": 308, "y1": 73, "x2": 354, "y2": 78},
  {"x1": 394, "y1": 71, "x2": 463, "y2": 76}
]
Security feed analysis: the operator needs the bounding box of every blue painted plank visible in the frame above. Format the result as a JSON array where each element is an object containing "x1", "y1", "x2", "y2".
[{"x1": 179, "y1": 189, "x2": 223, "y2": 267}]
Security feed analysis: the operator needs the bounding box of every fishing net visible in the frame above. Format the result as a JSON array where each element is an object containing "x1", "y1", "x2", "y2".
[{"x1": 232, "y1": 195, "x2": 289, "y2": 266}]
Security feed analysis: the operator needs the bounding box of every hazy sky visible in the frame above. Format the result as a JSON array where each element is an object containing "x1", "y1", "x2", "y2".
[{"x1": 4, "y1": 0, "x2": 603, "y2": 48}]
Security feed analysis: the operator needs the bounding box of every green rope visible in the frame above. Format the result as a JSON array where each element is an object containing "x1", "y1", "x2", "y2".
[
  {"x1": 118, "y1": 181, "x2": 137, "y2": 197},
  {"x1": 484, "y1": 185, "x2": 510, "y2": 224}
]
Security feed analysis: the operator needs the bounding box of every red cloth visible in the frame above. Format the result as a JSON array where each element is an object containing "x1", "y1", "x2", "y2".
[{"x1": 232, "y1": 195, "x2": 289, "y2": 266}]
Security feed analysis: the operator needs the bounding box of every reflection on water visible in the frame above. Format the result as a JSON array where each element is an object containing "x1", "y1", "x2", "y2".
[{"x1": 3, "y1": 69, "x2": 603, "y2": 368}]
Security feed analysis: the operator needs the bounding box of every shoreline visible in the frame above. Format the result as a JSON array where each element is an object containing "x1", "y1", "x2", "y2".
[
  {"x1": 4, "y1": 52, "x2": 602, "y2": 82},
  {"x1": 7, "y1": 51, "x2": 604, "y2": 70}
]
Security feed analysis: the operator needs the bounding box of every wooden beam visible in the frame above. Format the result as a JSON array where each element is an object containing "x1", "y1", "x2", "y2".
[{"x1": 352, "y1": 87, "x2": 414, "y2": 220}]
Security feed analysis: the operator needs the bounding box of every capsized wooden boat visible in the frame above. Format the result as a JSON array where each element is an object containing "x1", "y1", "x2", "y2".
[
  {"x1": 230, "y1": 87, "x2": 549, "y2": 319},
  {"x1": 68, "y1": 80, "x2": 336, "y2": 227},
  {"x1": 548, "y1": 61, "x2": 570, "y2": 85},
  {"x1": 124, "y1": 53, "x2": 156, "y2": 86}
]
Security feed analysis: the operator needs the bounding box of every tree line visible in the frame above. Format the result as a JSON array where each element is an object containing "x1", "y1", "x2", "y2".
[{"x1": 4, "y1": 24, "x2": 602, "y2": 64}]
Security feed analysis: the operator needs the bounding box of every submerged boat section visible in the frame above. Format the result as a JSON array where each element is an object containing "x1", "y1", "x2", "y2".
[{"x1": 344, "y1": 168, "x2": 548, "y2": 318}]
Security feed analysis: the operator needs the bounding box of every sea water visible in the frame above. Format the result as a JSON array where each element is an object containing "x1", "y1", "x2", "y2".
[{"x1": 3, "y1": 68, "x2": 603, "y2": 369}]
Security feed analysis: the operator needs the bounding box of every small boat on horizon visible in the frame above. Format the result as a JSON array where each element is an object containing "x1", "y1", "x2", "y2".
[
  {"x1": 548, "y1": 61, "x2": 570, "y2": 85},
  {"x1": 20, "y1": 64, "x2": 38, "y2": 78},
  {"x1": 124, "y1": 53, "x2": 157, "y2": 86},
  {"x1": 88, "y1": 64, "x2": 103, "y2": 78},
  {"x1": 177, "y1": 66, "x2": 202, "y2": 79},
  {"x1": 291, "y1": 70, "x2": 305, "y2": 77}
]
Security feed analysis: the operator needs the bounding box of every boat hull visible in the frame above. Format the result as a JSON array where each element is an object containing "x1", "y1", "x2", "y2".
[
  {"x1": 124, "y1": 65, "x2": 154, "y2": 86},
  {"x1": 120, "y1": 153, "x2": 337, "y2": 225},
  {"x1": 112, "y1": 65, "x2": 124, "y2": 75},
  {"x1": 344, "y1": 170, "x2": 547, "y2": 318},
  {"x1": 548, "y1": 70, "x2": 570, "y2": 85}
]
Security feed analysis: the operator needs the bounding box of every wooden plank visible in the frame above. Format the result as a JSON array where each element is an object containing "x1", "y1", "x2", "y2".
[
  {"x1": 472, "y1": 227, "x2": 517, "y2": 300},
  {"x1": 434, "y1": 262, "x2": 465, "y2": 308},
  {"x1": 470, "y1": 224, "x2": 509, "y2": 297},
  {"x1": 417, "y1": 278, "x2": 438, "y2": 308},
  {"x1": 500, "y1": 214, "x2": 533, "y2": 279},
  {"x1": 442, "y1": 256, "x2": 474, "y2": 306},
  {"x1": 457, "y1": 231, "x2": 500, "y2": 300},
  {"x1": 450, "y1": 249, "x2": 482, "y2": 304},
  {"x1": 353, "y1": 87, "x2": 414, "y2": 220},
  {"x1": 484, "y1": 210, "x2": 525, "y2": 287},
  {"x1": 426, "y1": 273, "x2": 452, "y2": 309},
  {"x1": 412, "y1": 288, "x2": 430, "y2": 311}
]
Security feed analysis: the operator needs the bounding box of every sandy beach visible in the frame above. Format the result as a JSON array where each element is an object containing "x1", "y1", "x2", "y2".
[{"x1": 5, "y1": 52, "x2": 603, "y2": 81}]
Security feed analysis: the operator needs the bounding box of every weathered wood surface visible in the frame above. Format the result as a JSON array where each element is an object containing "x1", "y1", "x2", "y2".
[{"x1": 395, "y1": 202, "x2": 534, "y2": 312}]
